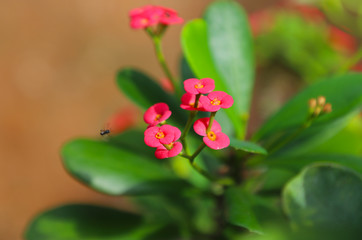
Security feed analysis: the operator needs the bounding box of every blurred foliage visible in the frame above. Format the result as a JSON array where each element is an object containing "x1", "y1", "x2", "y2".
[{"x1": 25, "y1": 0, "x2": 362, "y2": 240}]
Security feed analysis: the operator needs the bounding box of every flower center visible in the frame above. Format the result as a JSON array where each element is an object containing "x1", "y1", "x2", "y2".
[
  {"x1": 154, "y1": 114, "x2": 162, "y2": 121},
  {"x1": 140, "y1": 18, "x2": 149, "y2": 25},
  {"x1": 211, "y1": 98, "x2": 221, "y2": 105},
  {"x1": 195, "y1": 83, "x2": 204, "y2": 89},
  {"x1": 155, "y1": 131, "x2": 165, "y2": 139},
  {"x1": 164, "y1": 142, "x2": 174, "y2": 150},
  {"x1": 207, "y1": 131, "x2": 217, "y2": 141}
]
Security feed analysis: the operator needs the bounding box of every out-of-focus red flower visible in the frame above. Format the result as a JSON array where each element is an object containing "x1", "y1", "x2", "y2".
[
  {"x1": 160, "y1": 78, "x2": 174, "y2": 93},
  {"x1": 248, "y1": 10, "x2": 274, "y2": 36},
  {"x1": 351, "y1": 61, "x2": 362, "y2": 72},
  {"x1": 129, "y1": 5, "x2": 183, "y2": 29},
  {"x1": 107, "y1": 107, "x2": 139, "y2": 134},
  {"x1": 328, "y1": 26, "x2": 357, "y2": 54}
]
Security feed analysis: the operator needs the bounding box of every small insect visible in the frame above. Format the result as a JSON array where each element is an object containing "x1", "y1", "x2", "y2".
[{"x1": 100, "y1": 129, "x2": 110, "y2": 136}]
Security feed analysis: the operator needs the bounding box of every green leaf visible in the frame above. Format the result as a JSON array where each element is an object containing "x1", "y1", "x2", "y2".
[
  {"x1": 265, "y1": 154, "x2": 362, "y2": 175},
  {"x1": 116, "y1": 68, "x2": 187, "y2": 126},
  {"x1": 254, "y1": 73, "x2": 362, "y2": 156},
  {"x1": 61, "y1": 138, "x2": 188, "y2": 195},
  {"x1": 283, "y1": 164, "x2": 362, "y2": 235},
  {"x1": 181, "y1": 0, "x2": 255, "y2": 139},
  {"x1": 25, "y1": 204, "x2": 165, "y2": 240},
  {"x1": 204, "y1": 0, "x2": 255, "y2": 138},
  {"x1": 225, "y1": 187, "x2": 263, "y2": 234},
  {"x1": 229, "y1": 138, "x2": 268, "y2": 155}
]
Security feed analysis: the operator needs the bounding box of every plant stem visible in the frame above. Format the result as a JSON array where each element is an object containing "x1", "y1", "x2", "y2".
[
  {"x1": 189, "y1": 142, "x2": 206, "y2": 163},
  {"x1": 151, "y1": 36, "x2": 182, "y2": 98},
  {"x1": 206, "y1": 112, "x2": 217, "y2": 133}
]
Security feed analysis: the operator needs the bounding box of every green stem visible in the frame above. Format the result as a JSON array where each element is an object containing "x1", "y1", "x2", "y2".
[
  {"x1": 206, "y1": 112, "x2": 217, "y2": 133},
  {"x1": 152, "y1": 36, "x2": 182, "y2": 98},
  {"x1": 339, "y1": 46, "x2": 362, "y2": 73},
  {"x1": 189, "y1": 142, "x2": 206, "y2": 163},
  {"x1": 268, "y1": 120, "x2": 311, "y2": 155}
]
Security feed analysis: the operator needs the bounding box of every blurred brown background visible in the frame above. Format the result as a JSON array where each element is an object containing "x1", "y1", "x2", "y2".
[{"x1": 0, "y1": 0, "x2": 276, "y2": 239}]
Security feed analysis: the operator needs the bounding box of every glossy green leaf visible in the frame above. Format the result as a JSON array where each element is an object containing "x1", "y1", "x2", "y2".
[
  {"x1": 181, "y1": 0, "x2": 255, "y2": 139},
  {"x1": 266, "y1": 154, "x2": 362, "y2": 175},
  {"x1": 254, "y1": 73, "x2": 362, "y2": 156},
  {"x1": 116, "y1": 68, "x2": 187, "y2": 126},
  {"x1": 225, "y1": 187, "x2": 263, "y2": 234},
  {"x1": 25, "y1": 204, "x2": 165, "y2": 240},
  {"x1": 283, "y1": 164, "x2": 362, "y2": 235},
  {"x1": 230, "y1": 138, "x2": 268, "y2": 155},
  {"x1": 61, "y1": 139, "x2": 188, "y2": 195},
  {"x1": 181, "y1": 19, "x2": 223, "y2": 83},
  {"x1": 204, "y1": 0, "x2": 255, "y2": 138}
]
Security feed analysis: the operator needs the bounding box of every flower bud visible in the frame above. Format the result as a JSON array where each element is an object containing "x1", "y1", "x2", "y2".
[
  {"x1": 323, "y1": 103, "x2": 332, "y2": 113},
  {"x1": 317, "y1": 96, "x2": 326, "y2": 106},
  {"x1": 309, "y1": 98, "x2": 317, "y2": 109},
  {"x1": 314, "y1": 106, "x2": 322, "y2": 116}
]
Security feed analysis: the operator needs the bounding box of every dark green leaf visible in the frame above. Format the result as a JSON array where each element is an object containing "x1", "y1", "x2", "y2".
[
  {"x1": 116, "y1": 68, "x2": 187, "y2": 126},
  {"x1": 25, "y1": 204, "x2": 164, "y2": 240},
  {"x1": 265, "y1": 154, "x2": 362, "y2": 175},
  {"x1": 283, "y1": 164, "x2": 362, "y2": 235},
  {"x1": 204, "y1": 0, "x2": 255, "y2": 138},
  {"x1": 230, "y1": 138, "x2": 267, "y2": 155},
  {"x1": 225, "y1": 187, "x2": 263, "y2": 234},
  {"x1": 61, "y1": 139, "x2": 188, "y2": 195},
  {"x1": 254, "y1": 73, "x2": 362, "y2": 156}
]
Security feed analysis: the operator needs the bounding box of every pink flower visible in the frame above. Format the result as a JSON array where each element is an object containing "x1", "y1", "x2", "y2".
[
  {"x1": 143, "y1": 103, "x2": 171, "y2": 127},
  {"x1": 180, "y1": 93, "x2": 204, "y2": 111},
  {"x1": 144, "y1": 125, "x2": 181, "y2": 147},
  {"x1": 184, "y1": 78, "x2": 215, "y2": 95},
  {"x1": 158, "y1": 7, "x2": 184, "y2": 25},
  {"x1": 155, "y1": 142, "x2": 183, "y2": 159},
  {"x1": 129, "y1": 5, "x2": 183, "y2": 29},
  {"x1": 193, "y1": 118, "x2": 230, "y2": 150},
  {"x1": 199, "y1": 91, "x2": 234, "y2": 112}
]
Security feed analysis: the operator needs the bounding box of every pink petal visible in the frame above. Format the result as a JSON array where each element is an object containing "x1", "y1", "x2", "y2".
[
  {"x1": 198, "y1": 78, "x2": 215, "y2": 94},
  {"x1": 193, "y1": 118, "x2": 222, "y2": 136},
  {"x1": 183, "y1": 78, "x2": 200, "y2": 95},
  {"x1": 208, "y1": 91, "x2": 228, "y2": 99},
  {"x1": 153, "y1": 102, "x2": 169, "y2": 113},
  {"x1": 143, "y1": 103, "x2": 171, "y2": 126},
  {"x1": 203, "y1": 132, "x2": 230, "y2": 150},
  {"x1": 221, "y1": 95, "x2": 234, "y2": 109},
  {"x1": 154, "y1": 142, "x2": 183, "y2": 159},
  {"x1": 155, "y1": 147, "x2": 168, "y2": 159},
  {"x1": 168, "y1": 142, "x2": 183, "y2": 157},
  {"x1": 144, "y1": 127, "x2": 163, "y2": 147},
  {"x1": 158, "y1": 125, "x2": 177, "y2": 144},
  {"x1": 180, "y1": 93, "x2": 202, "y2": 111},
  {"x1": 199, "y1": 96, "x2": 221, "y2": 112},
  {"x1": 158, "y1": 110, "x2": 172, "y2": 123}
]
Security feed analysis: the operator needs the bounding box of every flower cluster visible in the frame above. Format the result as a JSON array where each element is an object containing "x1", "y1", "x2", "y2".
[
  {"x1": 129, "y1": 5, "x2": 183, "y2": 29},
  {"x1": 308, "y1": 96, "x2": 332, "y2": 116},
  {"x1": 143, "y1": 78, "x2": 234, "y2": 159},
  {"x1": 143, "y1": 103, "x2": 182, "y2": 159},
  {"x1": 182, "y1": 78, "x2": 233, "y2": 150}
]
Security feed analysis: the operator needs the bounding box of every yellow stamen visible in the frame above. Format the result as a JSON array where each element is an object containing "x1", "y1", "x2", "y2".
[
  {"x1": 211, "y1": 98, "x2": 221, "y2": 105},
  {"x1": 155, "y1": 131, "x2": 165, "y2": 139},
  {"x1": 195, "y1": 83, "x2": 204, "y2": 89},
  {"x1": 155, "y1": 114, "x2": 162, "y2": 121},
  {"x1": 140, "y1": 18, "x2": 148, "y2": 24},
  {"x1": 207, "y1": 131, "x2": 217, "y2": 141}
]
